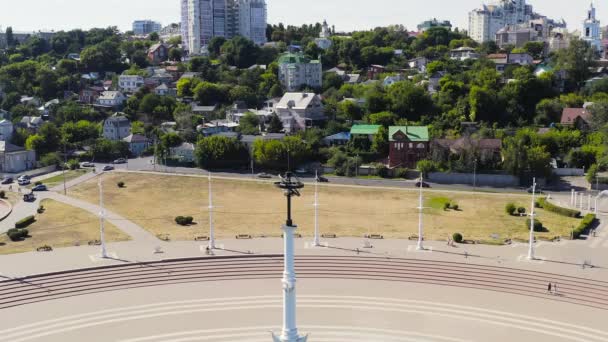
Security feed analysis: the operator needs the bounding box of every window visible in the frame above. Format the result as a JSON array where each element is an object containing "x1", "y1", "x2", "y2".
[{"x1": 409, "y1": 143, "x2": 413, "y2": 149}]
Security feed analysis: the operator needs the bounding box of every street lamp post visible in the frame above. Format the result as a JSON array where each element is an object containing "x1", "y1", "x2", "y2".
[
  {"x1": 98, "y1": 175, "x2": 108, "y2": 259},
  {"x1": 207, "y1": 172, "x2": 216, "y2": 250},
  {"x1": 527, "y1": 178, "x2": 537, "y2": 260},
  {"x1": 416, "y1": 175, "x2": 425, "y2": 251},
  {"x1": 312, "y1": 170, "x2": 321, "y2": 247},
  {"x1": 272, "y1": 172, "x2": 308, "y2": 342},
  {"x1": 473, "y1": 158, "x2": 477, "y2": 188}
]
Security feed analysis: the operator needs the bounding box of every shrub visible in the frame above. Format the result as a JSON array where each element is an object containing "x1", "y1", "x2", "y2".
[
  {"x1": 525, "y1": 218, "x2": 543, "y2": 232},
  {"x1": 443, "y1": 202, "x2": 450, "y2": 210},
  {"x1": 117, "y1": 181, "x2": 125, "y2": 188},
  {"x1": 7, "y1": 228, "x2": 28, "y2": 241},
  {"x1": 450, "y1": 202, "x2": 459, "y2": 211},
  {"x1": 395, "y1": 168, "x2": 408, "y2": 179},
  {"x1": 175, "y1": 216, "x2": 194, "y2": 226},
  {"x1": 505, "y1": 203, "x2": 516, "y2": 216},
  {"x1": 452, "y1": 233, "x2": 463, "y2": 243},
  {"x1": 35, "y1": 181, "x2": 42, "y2": 186},
  {"x1": 517, "y1": 207, "x2": 526, "y2": 215},
  {"x1": 375, "y1": 164, "x2": 389, "y2": 178},
  {"x1": 537, "y1": 198, "x2": 580, "y2": 218},
  {"x1": 15, "y1": 215, "x2": 35, "y2": 229},
  {"x1": 572, "y1": 214, "x2": 597, "y2": 239},
  {"x1": 0, "y1": 190, "x2": 5, "y2": 199}
]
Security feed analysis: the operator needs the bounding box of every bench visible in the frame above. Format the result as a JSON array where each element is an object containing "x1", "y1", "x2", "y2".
[
  {"x1": 156, "y1": 234, "x2": 170, "y2": 242},
  {"x1": 88, "y1": 240, "x2": 101, "y2": 246},
  {"x1": 322, "y1": 233, "x2": 337, "y2": 238},
  {"x1": 36, "y1": 245, "x2": 53, "y2": 252},
  {"x1": 194, "y1": 236, "x2": 209, "y2": 241},
  {"x1": 236, "y1": 234, "x2": 253, "y2": 239},
  {"x1": 408, "y1": 235, "x2": 423, "y2": 241},
  {"x1": 281, "y1": 233, "x2": 302, "y2": 238},
  {"x1": 364, "y1": 234, "x2": 384, "y2": 240}
]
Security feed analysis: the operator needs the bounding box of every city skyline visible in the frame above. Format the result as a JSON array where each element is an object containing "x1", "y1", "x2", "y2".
[{"x1": 0, "y1": 0, "x2": 601, "y2": 34}]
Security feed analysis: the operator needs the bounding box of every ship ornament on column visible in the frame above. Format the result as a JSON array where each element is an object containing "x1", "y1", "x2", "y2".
[{"x1": 272, "y1": 172, "x2": 308, "y2": 342}]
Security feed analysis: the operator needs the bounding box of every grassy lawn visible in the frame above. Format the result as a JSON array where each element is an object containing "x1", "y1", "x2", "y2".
[
  {"x1": 36, "y1": 169, "x2": 90, "y2": 189},
  {"x1": 0, "y1": 199, "x2": 130, "y2": 255},
  {"x1": 66, "y1": 172, "x2": 582, "y2": 243}
]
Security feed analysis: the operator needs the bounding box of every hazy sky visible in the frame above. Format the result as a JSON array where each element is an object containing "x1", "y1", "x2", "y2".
[{"x1": 0, "y1": 0, "x2": 599, "y2": 33}]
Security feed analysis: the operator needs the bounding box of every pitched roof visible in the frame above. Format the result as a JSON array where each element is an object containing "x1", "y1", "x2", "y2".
[
  {"x1": 98, "y1": 91, "x2": 124, "y2": 100},
  {"x1": 388, "y1": 126, "x2": 429, "y2": 142},
  {"x1": 123, "y1": 134, "x2": 149, "y2": 143},
  {"x1": 278, "y1": 52, "x2": 320, "y2": 64},
  {"x1": 0, "y1": 141, "x2": 25, "y2": 153},
  {"x1": 276, "y1": 93, "x2": 318, "y2": 110},
  {"x1": 323, "y1": 132, "x2": 351, "y2": 141},
  {"x1": 561, "y1": 108, "x2": 590, "y2": 125},
  {"x1": 350, "y1": 124, "x2": 381, "y2": 135}
]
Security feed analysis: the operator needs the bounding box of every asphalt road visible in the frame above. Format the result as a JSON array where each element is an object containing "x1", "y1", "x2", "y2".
[{"x1": 91, "y1": 156, "x2": 569, "y2": 195}]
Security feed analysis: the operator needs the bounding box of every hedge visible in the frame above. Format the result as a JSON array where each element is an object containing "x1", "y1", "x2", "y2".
[
  {"x1": 7, "y1": 228, "x2": 28, "y2": 241},
  {"x1": 537, "y1": 198, "x2": 580, "y2": 218},
  {"x1": 175, "y1": 216, "x2": 194, "y2": 226},
  {"x1": 452, "y1": 233, "x2": 463, "y2": 243},
  {"x1": 525, "y1": 218, "x2": 543, "y2": 232},
  {"x1": 573, "y1": 214, "x2": 597, "y2": 239},
  {"x1": 15, "y1": 215, "x2": 35, "y2": 229}
]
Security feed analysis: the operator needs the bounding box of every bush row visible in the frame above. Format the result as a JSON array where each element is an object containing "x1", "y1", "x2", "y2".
[
  {"x1": 525, "y1": 218, "x2": 543, "y2": 232},
  {"x1": 15, "y1": 215, "x2": 35, "y2": 229},
  {"x1": 7, "y1": 228, "x2": 28, "y2": 241},
  {"x1": 175, "y1": 216, "x2": 194, "y2": 226},
  {"x1": 537, "y1": 198, "x2": 580, "y2": 218},
  {"x1": 573, "y1": 214, "x2": 597, "y2": 239}
]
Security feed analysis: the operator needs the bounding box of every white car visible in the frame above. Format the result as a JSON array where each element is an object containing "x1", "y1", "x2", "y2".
[{"x1": 81, "y1": 162, "x2": 95, "y2": 168}]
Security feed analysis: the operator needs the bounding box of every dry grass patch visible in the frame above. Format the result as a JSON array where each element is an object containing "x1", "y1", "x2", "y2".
[
  {"x1": 0, "y1": 199, "x2": 129, "y2": 255},
  {"x1": 66, "y1": 172, "x2": 582, "y2": 242}
]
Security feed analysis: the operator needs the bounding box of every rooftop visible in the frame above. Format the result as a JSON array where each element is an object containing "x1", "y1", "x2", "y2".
[
  {"x1": 388, "y1": 126, "x2": 429, "y2": 142},
  {"x1": 350, "y1": 124, "x2": 381, "y2": 135}
]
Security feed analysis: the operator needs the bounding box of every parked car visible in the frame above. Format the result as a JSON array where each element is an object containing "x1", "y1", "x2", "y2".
[
  {"x1": 17, "y1": 175, "x2": 30, "y2": 182},
  {"x1": 103, "y1": 165, "x2": 115, "y2": 171},
  {"x1": 112, "y1": 158, "x2": 127, "y2": 164},
  {"x1": 527, "y1": 187, "x2": 543, "y2": 194},
  {"x1": 18, "y1": 179, "x2": 31, "y2": 186},
  {"x1": 23, "y1": 193, "x2": 36, "y2": 202},
  {"x1": 316, "y1": 176, "x2": 329, "y2": 183},
  {"x1": 32, "y1": 184, "x2": 48, "y2": 192},
  {"x1": 257, "y1": 173, "x2": 272, "y2": 179},
  {"x1": 1, "y1": 177, "x2": 13, "y2": 185},
  {"x1": 295, "y1": 168, "x2": 308, "y2": 174},
  {"x1": 81, "y1": 162, "x2": 95, "y2": 168},
  {"x1": 415, "y1": 182, "x2": 431, "y2": 188}
]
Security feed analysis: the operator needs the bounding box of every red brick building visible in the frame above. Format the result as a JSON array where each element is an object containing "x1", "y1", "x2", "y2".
[{"x1": 388, "y1": 126, "x2": 430, "y2": 168}]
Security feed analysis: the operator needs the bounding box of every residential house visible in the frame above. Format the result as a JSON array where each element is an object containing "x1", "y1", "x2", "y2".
[
  {"x1": 408, "y1": 57, "x2": 428, "y2": 73},
  {"x1": 388, "y1": 126, "x2": 430, "y2": 168},
  {"x1": 450, "y1": 47, "x2": 480, "y2": 61},
  {"x1": 155, "y1": 84, "x2": 170, "y2": 96},
  {"x1": 103, "y1": 114, "x2": 131, "y2": 141},
  {"x1": 160, "y1": 121, "x2": 178, "y2": 134},
  {"x1": 20, "y1": 96, "x2": 41, "y2": 107},
  {"x1": 0, "y1": 120, "x2": 13, "y2": 141},
  {"x1": 322, "y1": 132, "x2": 351, "y2": 146},
  {"x1": 508, "y1": 53, "x2": 534, "y2": 66},
  {"x1": 487, "y1": 53, "x2": 509, "y2": 72},
  {"x1": 0, "y1": 142, "x2": 36, "y2": 173},
  {"x1": 118, "y1": 75, "x2": 145, "y2": 93},
  {"x1": 18, "y1": 116, "x2": 44, "y2": 132},
  {"x1": 79, "y1": 87, "x2": 104, "y2": 104},
  {"x1": 275, "y1": 92, "x2": 325, "y2": 133},
  {"x1": 38, "y1": 99, "x2": 59, "y2": 117},
  {"x1": 561, "y1": 108, "x2": 591, "y2": 129},
  {"x1": 123, "y1": 134, "x2": 150, "y2": 156},
  {"x1": 278, "y1": 52, "x2": 322, "y2": 91},
  {"x1": 325, "y1": 68, "x2": 361, "y2": 84},
  {"x1": 432, "y1": 137, "x2": 502, "y2": 164},
  {"x1": 191, "y1": 103, "x2": 218, "y2": 116},
  {"x1": 383, "y1": 75, "x2": 405, "y2": 87},
  {"x1": 169, "y1": 142, "x2": 196, "y2": 163},
  {"x1": 97, "y1": 91, "x2": 126, "y2": 107},
  {"x1": 350, "y1": 124, "x2": 381, "y2": 141},
  {"x1": 367, "y1": 65, "x2": 386, "y2": 79},
  {"x1": 428, "y1": 71, "x2": 446, "y2": 93},
  {"x1": 148, "y1": 43, "x2": 170, "y2": 64}
]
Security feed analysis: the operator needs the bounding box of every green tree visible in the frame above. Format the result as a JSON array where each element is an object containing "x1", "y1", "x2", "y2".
[
  {"x1": 371, "y1": 126, "x2": 389, "y2": 155},
  {"x1": 555, "y1": 37, "x2": 596, "y2": 90},
  {"x1": 208, "y1": 37, "x2": 227, "y2": 58},
  {"x1": 221, "y1": 36, "x2": 259, "y2": 68},
  {"x1": 238, "y1": 112, "x2": 260, "y2": 135},
  {"x1": 388, "y1": 81, "x2": 433, "y2": 120},
  {"x1": 267, "y1": 113, "x2": 284, "y2": 133},
  {"x1": 195, "y1": 136, "x2": 249, "y2": 169},
  {"x1": 193, "y1": 81, "x2": 225, "y2": 105},
  {"x1": 5, "y1": 27, "x2": 15, "y2": 48},
  {"x1": 169, "y1": 48, "x2": 183, "y2": 61},
  {"x1": 25, "y1": 122, "x2": 61, "y2": 156},
  {"x1": 338, "y1": 100, "x2": 363, "y2": 122},
  {"x1": 368, "y1": 112, "x2": 398, "y2": 127}
]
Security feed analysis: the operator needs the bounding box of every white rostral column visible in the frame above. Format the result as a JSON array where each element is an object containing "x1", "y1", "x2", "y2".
[
  {"x1": 98, "y1": 175, "x2": 108, "y2": 259},
  {"x1": 416, "y1": 175, "x2": 425, "y2": 250},
  {"x1": 312, "y1": 170, "x2": 321, "y2": 247},
  {"x1": 272, "y1": 172, "x2": 308, "y2": 342},
  {"x1": 527, "y1": 178, "x2": 537, "y2": 260},
  {"x1": 207, "y1": 172, "x2": 216, "y2": 250}
]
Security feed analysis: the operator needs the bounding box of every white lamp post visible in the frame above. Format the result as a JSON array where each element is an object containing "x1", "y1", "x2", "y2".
[
  {"x1": 312, "y1": 170, "x2": 321, "y2": 247},
  {"x1": 208, "y1": 172, "x2": 216, "y2": 250},
  {"x1": 272, "y1": 172, "x2": 308, "y2": 342},
  {"x1": 416, "y1": 176, "x2": 425, "y2": 251},
  {"x1": 98, "y1": 175, "x2": 108, "y2": 259},
  {"x1": 527, "y1": 178, "x2": 537, "y2": 260},
  {"x1": 571, "y1": 189, "x2": 575, "y2": 206}
]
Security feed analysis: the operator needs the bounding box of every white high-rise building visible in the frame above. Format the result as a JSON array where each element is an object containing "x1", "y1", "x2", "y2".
[
  {"x1": 132, "y1": 20, "x2": 162, "y2": 35},
  {"x1": 468, "y1": 0, "x2": 534, "y2": 43},
  {"x1": 181, "y1": 0, "x2": 267, "y2": 55},
  {"x1": 582, "y1": 3, "x2": 602, "y2": 52}
]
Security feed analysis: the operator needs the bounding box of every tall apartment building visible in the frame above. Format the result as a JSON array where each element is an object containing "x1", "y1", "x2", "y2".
[
  {"x1": 278, "y1": 52, "x2": 322, "y2": 92},
  {"x1": 468, "y1": 0, "x2": 533, "y2": 43},
  {"x1": 132, "y1": 20, "x2": 162, "y2": 35},
  {"x1": 181, "y1": 0, "x2": 267, "y2": 55}
]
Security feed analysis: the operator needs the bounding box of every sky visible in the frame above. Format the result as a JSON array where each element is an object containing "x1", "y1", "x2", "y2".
[{"x1": 0, "y1": 0, "x2": 600, "y2": 34}]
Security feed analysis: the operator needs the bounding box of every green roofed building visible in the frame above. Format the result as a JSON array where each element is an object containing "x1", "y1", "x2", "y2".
[
  {"x1": 278, "y1": 52, "x2": 322, "y2": 91},
  {"x1": 350, "y1": 124, "x2": 381, "y2": 137},
  {"x1": 388, "y1": 126, "x2": 430, "y2": 168}
]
